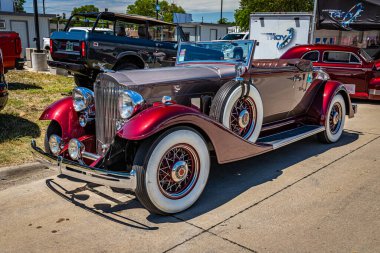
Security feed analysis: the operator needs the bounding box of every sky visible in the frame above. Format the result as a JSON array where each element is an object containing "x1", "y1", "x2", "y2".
[{"x1": 23, "y1": 0, "x2": 240, "y2": 23}]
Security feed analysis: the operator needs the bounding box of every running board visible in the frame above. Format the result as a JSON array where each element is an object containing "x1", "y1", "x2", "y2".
[{"x1": 257, "y1": 125, "x2": 325, "y2": 150}]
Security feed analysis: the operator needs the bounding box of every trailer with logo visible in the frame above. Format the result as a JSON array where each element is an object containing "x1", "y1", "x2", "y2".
[{"x1": 250, "y1": 13, "x2": 312, "y2": 59}]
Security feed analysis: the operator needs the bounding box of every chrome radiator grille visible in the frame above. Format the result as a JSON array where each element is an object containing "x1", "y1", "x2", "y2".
[{"x1": 94, "y1": 79, "x2": 123, "y2": 155}]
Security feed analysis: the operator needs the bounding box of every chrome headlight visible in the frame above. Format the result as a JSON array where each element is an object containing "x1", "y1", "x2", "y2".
[
  {"x1": 72, "y1": 87, "x2": 94, "y2": 112},
  {"x1": 314, "y1": 69, "x2": 330, "y2": 81},
  {"x1": 48, "y1": 134, "x2": 62, "y2": 155},
  {"x1": 118, "y1": 90, "x2": 144, "y2": 119},
  {"x1": 68, "y1": 139, "x2": 84, "y2": 160}
]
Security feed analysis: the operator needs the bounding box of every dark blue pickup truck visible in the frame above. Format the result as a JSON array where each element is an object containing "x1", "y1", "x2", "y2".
[{"x1": 48, "y1": 12, "x2": 186, "y2": 88}]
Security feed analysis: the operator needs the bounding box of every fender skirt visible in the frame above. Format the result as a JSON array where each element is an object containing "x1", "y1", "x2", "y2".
[{"x1": 117, "y1": 104, "x2": 272, "y2": 164}]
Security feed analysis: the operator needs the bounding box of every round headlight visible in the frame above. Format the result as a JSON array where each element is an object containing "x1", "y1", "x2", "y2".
[
  {"x1": 68, "y1": 139, "x2": 84, "y2": 160},
  {"x1": 72, "y1": 87, "x2": 94, "y2": 112},
  {"x1": 48, "y1": 134, "x2": 62, "y2": 155},
  {"x1": 118, "y1": 90, "x2": 144, "y2": 119}
]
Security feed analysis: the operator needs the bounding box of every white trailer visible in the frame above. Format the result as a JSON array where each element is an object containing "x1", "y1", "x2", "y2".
[{"x1": 250, "y1": 13, "x2": 312, "y2": 59}]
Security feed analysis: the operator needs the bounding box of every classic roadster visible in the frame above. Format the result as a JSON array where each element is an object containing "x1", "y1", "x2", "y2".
[{"x1": 32, "y1": 40, "x2": 357, "y2": 214}]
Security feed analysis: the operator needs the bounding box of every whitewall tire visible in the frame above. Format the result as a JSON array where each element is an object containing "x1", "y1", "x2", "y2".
[
  {"x1": 134, "y1": 127, "x2": 210, "y2": 214},
  {"x1": 318, "y1": 94, "x2": 346, "y2": 143}
]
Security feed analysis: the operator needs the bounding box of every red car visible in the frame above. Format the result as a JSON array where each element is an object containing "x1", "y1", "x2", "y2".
[
  {"x1": 280, "y1": 44, "x2": 380, "y2": 100},
  {"x1": 0, "y1": 49, "x2": 8, "y2": 111},
  {"x1": 32, "y1": 41, "x2": 356, "y2": 214},
  {"x1": 0, "y1": 31, "x2": 23, "y2": 71}
]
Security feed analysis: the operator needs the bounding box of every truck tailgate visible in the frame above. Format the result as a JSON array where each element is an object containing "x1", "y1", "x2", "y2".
[{"x1": 50, "y1": 31, "x2": 86, "y2": 62}]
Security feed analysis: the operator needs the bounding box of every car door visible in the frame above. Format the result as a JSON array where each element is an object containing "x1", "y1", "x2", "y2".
[{"x1": 315, "y1": 51, "x2": 367, "y2": 95}]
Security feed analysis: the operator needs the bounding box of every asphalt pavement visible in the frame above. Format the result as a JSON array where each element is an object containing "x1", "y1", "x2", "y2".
[{"x1": 0, "y1": 101, "x2": 379, "y2": 253}]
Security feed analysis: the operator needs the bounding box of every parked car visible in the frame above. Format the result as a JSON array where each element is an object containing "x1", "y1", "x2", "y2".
[
  {"x1": 32, "y1": 40, "x2": 356, "y2": 215},
  {"x1": 0, "y1": 31, "x2": 24, "y2": 71},
  {"x1": 220, "y1": 32, "x2": 250, "y2": 40},
  {"x1": 0, "y1": 49, "x2": 8, "y2": 111},
  {"x1": 280, "y1": 44, "x2": 380, "y2": 100},
  {"x1": 48, "y1": 12, "x2": 185, "y2": 88}
]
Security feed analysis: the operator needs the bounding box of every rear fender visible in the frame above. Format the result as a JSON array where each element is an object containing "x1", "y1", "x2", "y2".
[
  {"x1": 117, "y1": 104, "x2": 272, "y2": 164},
  {"x1": 39, "y1": 97, "x2": 85, "y2": 140},
  {"x1": 308, "y1": 80, "x2": 354, "y2": 125}
]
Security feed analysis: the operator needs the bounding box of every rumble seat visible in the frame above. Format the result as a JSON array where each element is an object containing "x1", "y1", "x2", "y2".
[{"x1": 252, "y1": 59, "x2": 312, "y2": 72}]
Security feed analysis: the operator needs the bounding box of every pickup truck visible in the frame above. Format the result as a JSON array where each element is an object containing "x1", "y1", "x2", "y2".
[
  {"x1": 48, "y1": 12, "x2": 185, "y2": 88},
  {"x1": 0, "y1": 31, "x2": 23, "y2": 71}
]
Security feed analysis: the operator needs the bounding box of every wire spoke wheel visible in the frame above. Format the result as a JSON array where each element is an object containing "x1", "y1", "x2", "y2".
[
  {"x1": 157, "y1": 144, "x2": 200, "y2": 200},
  {"x1": 329, "y1": 102, "x2": 343, "y2": 135},
  {"x1": 229, "y1": 97, "x2": 257, "y2": 139}
]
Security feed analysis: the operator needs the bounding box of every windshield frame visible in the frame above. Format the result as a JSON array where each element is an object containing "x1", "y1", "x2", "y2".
[
  {"x1": 358, "y1": 49, "x2": 373, "y2": 63},
  {"x1": 175, "y1": 40, "x2": 256, "y2": 68}
]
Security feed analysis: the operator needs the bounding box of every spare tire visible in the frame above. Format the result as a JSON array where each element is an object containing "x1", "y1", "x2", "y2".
[{"x1": 209, "y1": 80, "x2": 263, "y2": 143}]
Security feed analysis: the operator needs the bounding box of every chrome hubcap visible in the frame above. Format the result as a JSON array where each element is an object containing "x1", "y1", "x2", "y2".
[
  {"x1": 329, "y1": 102, "x2": 343, "y2": 134},
  {"x1": 171, "y1": 161, "x2": 189, "y2": 183},
  {"x1": 332, "y1": 111, "x2": 340, "y2": 125},
  {"x1": 238, "y1": 109, "x2": 250, "y2": 128}
]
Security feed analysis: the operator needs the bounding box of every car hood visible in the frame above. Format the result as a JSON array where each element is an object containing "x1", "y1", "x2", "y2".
[{"x1": 103, "y1": 64, "x2": 237, "y2": 87}]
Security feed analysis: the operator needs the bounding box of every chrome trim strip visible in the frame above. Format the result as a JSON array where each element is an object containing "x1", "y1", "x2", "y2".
[
  {"x1": 82, "y1": 151, "x2": 101, "y2": 161},
  {"x1": 264, "y1": 126, "x2": 325, "y2": 149},
  {"x1": 369, "y1": 89, "x2": 380, "y2": 95},
  {"x1": 31, "y1": 140, "x2": 136, "y2": 190}
]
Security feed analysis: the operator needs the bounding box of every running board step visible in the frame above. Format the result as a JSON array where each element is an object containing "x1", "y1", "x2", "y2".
[{"x1": 257, "y1": 125, "x2": 325, "y2": 149}]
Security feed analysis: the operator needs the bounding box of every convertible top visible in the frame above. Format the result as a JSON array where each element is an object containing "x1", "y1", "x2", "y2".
[{"x1": 73, "y1": 12, "x2": 175, "y2": 26}]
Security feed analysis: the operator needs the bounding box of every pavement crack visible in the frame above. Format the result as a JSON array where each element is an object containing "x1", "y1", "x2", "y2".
[{"x1": 163, "y1": 135, "x2": 380, "y2": 253}]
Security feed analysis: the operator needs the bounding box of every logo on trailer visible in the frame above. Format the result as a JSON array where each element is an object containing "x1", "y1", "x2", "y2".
[
  {"x1": 262, "y1": 28, "x2": 295, "y2": 50},
  {"x1": 325, "y1": 3, "x2": 364, "y2": 29}
]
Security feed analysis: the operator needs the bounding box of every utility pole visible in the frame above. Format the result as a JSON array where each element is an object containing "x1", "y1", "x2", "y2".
[
  {"x1": 42, "y1": 0, "x2": 45, "y2": 14},
  {"x1": 33, "y1": 0, "x2": 41, "y2": 52},
  {"x1": 220, "y1": 0, "x2": 223, "y2": 23},
  {"x1": 156, "y1": 0, "x2": 159, "y2": 20}
]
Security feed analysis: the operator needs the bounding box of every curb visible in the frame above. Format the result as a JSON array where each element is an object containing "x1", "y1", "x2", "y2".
[{"x1": 0, "y1": 162, "x2": 49, "y2": 178}]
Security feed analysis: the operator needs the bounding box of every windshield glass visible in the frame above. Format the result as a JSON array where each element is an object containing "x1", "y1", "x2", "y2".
[
  {"x1": 222, "y1": 33, "x2": 245, "y2": 40},
  {"x1": 176, "y1": 41, "x2": 255, "y2": 66},
  {"x1": 358, "y1": 49, "x2": 373, "y2": 62}
]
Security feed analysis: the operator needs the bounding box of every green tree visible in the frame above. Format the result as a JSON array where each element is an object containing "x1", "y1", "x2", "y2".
[
  {"x1": 127, "y1": 0, "x2": 185, "y2": 23},
  {"x1": 72, "y1": 5, "x2": 99, "y2": 15},
  {"x1": 218, "y1": 17, "x2": 228, "y2": 24},
  {"x1": 14, "y1": 0, "x2": 26, "y2": 13},
  {"x1": 235, "y1": 0, "x2": 313, "y2": 30}
]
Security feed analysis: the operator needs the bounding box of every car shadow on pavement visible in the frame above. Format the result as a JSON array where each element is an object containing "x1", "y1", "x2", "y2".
[
  {"x1": 0, "y1": 114, "x2": 40, "y2": 143},
  {"x1": 147, "y1": 131, "x2": 360, "y2": 223},
  {"x1": 7, "y1": 82, "x2": 43, "y2": 90},
  {"x1": 45, "y1": 131, "x2": 359, "y2": 228}
]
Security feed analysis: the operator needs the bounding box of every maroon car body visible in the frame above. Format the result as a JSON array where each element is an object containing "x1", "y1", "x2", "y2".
[
  {"x1": 32, "y1": 41, "x2": 356, "y2": 214},
  {"x1": 280, "y1": 44, "x2": 380, "y2": 100}
]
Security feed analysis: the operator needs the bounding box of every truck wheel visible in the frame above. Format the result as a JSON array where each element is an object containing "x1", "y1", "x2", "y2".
[
  {"x1": 44, "y1": 121, "x2": 62, "y2": 154},
  {"x1": 318, "y1": 94, "x2": 346, "y2": 143},
  {"x1": 114, "y1": 62, "x2": 140, "y2": 71},
  {"x1": 74, "y1": 75, "x2": 93, "y2": 88},
  {"x1": 134, "y1": 127, "x2": 210, "y2": 215},
  {"x1": 209, "y1": 80, "x2": 263, "y2": 143}
]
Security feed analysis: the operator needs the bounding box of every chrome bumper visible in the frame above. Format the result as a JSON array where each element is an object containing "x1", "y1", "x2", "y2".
[{"x1": 31, "y1": 140, "x2": 136, "y2": 190}]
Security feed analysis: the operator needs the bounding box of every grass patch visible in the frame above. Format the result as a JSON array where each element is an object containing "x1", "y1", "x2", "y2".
[{"x1": 0, "y1": 70, "x2": 75, "y2": 167}]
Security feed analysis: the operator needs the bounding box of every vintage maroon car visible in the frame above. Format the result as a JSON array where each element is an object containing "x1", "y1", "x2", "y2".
[
  {"x1": 280, "y1": 44, "x2": 380, "y2": 100},
  {"x1": 32, "y1": 40, "x2": 356, "y2": 214}
]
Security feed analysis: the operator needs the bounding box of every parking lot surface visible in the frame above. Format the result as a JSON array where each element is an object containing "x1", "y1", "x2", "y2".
[{"x1": 0, "y1": 101, "x2": 379, "y2": 253}]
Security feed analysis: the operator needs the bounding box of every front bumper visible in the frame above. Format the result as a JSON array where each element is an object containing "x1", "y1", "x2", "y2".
[
  {"x1": 48, "y1": 60, "x2": 86, "y2": 72},
  {"x1": 31, "y1": 140, "x2": 136, "y2": 190}
]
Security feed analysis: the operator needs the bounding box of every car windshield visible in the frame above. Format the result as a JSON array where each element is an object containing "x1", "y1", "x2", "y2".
[
  {"x1": 358, "y1": 49, "x2": 373, "y2": 62},
  {"x1": 176, "y1": 41, "x2": 255, "y2": 66},
  {"x1": 222, "y1": 33, "x2": 245, "y2": 40}
]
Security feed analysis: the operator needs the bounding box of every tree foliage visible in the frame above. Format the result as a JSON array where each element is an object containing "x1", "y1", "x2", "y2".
[
  {"x1": 14, "y1": 0, "x2": 26, "y2": 13},
  {"x1": 127, "y1": 0, "x2": 185, "y2": 23},
  {"x1": 235, "y1": 0, "x2": 314, "y2": 30},
  {"x1": 72, "y1": 5, "x2": 99, "y2": 15}
]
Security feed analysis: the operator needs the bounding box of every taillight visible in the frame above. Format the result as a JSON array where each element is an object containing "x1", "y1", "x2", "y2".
[
  {"x1": 15, "y1": 38, "x2": 22, "y2": 55},
  {"x1": 81, "y1": 41, "x2": 86, "y2": 58},
  {"x1": 50, "y1": 39, "x2": 53, "y2": 54}
]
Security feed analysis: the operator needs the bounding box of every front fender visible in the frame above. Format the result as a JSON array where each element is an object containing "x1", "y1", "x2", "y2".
[
  {"x1": 40, "y1": 97, "x2": 85, "y2": 140},
  {"x1": 117, "y1": 104, "x2": 272, "y2": 164}
]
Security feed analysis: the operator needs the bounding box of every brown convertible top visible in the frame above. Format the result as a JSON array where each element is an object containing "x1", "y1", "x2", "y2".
[{"x1": 74, "y1": 12, "x2": 175, "y2": 26}]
